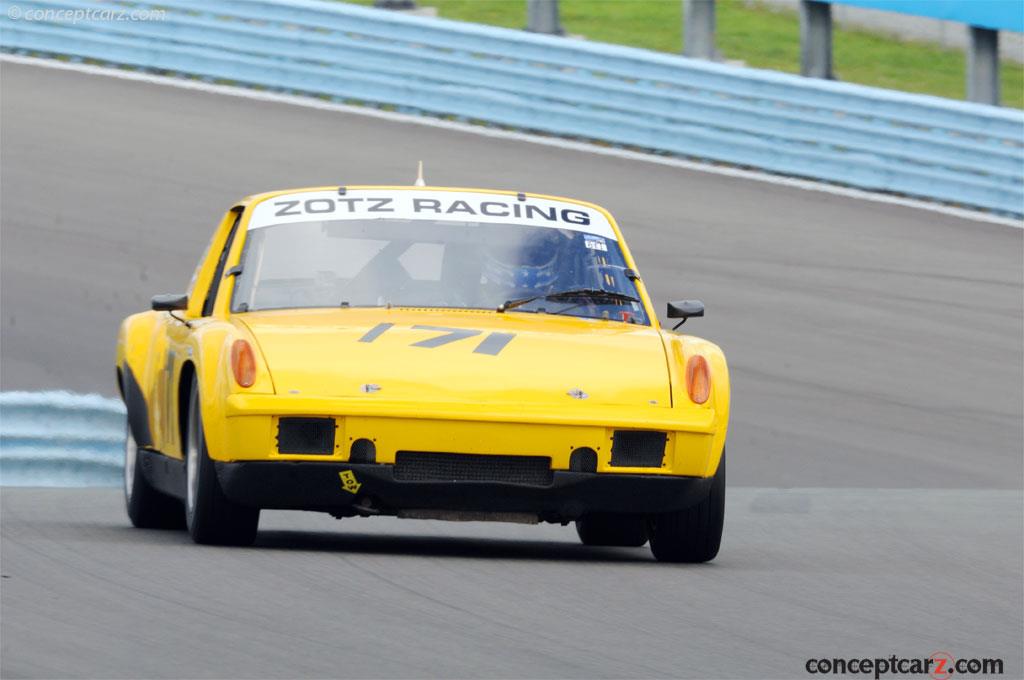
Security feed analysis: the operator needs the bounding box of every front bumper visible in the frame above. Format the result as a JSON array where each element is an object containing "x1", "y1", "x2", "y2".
[
  {"x1": 216, "y1": 394, "x2": 724, "y2": 478},
  {"x1": 215, "y1": 461, "x2": 713, "y2": 521}
]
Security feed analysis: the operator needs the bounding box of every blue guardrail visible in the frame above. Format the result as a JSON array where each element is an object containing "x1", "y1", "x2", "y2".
[
  {"x1": 0, "y1": 392, "x2": 124, "y2": 487},
  {"x1": 1, "y1": 0, "x2": 1022, "y2": 215}
]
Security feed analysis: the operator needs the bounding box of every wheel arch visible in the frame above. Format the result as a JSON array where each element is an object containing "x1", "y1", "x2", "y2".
[
  {"x1": 116, "y1": 311, "x2": 161, "y2": 447},
  {"x1": 178, "y1": 360, "x2": 197, "y2": 455},
  {"x1": 120, "y1": 362, "x2": 154, "y2": 448}
]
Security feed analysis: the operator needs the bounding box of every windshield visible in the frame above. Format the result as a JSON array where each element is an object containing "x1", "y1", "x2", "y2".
[{"x1": 231, "y1": 218, "x2": 649, "y2": 324}]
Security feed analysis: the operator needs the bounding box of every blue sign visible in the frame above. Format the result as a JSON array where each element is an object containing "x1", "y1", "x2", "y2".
[{"x1": 828, "y1": 1, "x2": 1023, "y2": 33}]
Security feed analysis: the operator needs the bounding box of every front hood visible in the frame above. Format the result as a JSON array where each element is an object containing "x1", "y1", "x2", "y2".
[{"x1": 238, "y1": 309, "x2": 672, "y2": 408}]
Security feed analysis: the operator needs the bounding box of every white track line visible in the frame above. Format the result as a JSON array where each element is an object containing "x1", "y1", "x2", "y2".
[{"x1": 3, "y1": 53, "x2": 1021, "y2": 229}]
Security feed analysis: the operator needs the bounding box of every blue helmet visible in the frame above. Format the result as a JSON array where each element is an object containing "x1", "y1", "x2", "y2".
[{"x1": 481, "y1": 230, "x2": 562, "y2": 294}]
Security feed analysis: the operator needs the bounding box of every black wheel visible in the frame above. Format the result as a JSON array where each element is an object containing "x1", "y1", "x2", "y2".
[
  {"x1": 575, "y1": 513, "x2": 648, "y2": 547},
  {"x1": 184, "y1": 379, "x2": 259, "y2": 546},
  {"x1": 649, "y1": 451, "x2": 726, "y2": 563},
  {"x1": 124, "y1": 421, "x2": 185, "y2": 529}
]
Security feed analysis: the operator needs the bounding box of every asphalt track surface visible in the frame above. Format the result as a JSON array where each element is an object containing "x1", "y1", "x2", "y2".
[
  {"x1": 1, "y1": 61, "x2": 1022, "y2": 678},
  {"x1": 3, "y1": 487, "x2": 1021, "y2": 679}
]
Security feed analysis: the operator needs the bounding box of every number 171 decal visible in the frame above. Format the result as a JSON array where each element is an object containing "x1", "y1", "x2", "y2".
[{"x1": 358, "y1": 323, "x2": 515, "y2": 356}]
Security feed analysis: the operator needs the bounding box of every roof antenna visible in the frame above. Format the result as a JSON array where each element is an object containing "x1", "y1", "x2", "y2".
[{"x1": 414, "y1": 160, "x2": 426, "y2": 187}]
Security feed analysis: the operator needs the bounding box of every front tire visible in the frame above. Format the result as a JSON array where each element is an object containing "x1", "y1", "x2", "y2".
[
  {"x1": 184, "y1": 379, "x2": 259, "y2": 546},
  {"x1": 649, "y1": 451, "x2": 725, "y2": 563},
  {"x1": 575, "y1": 514, "x2": 648, "y2": 547},
  {"x1": 124, "y1": 422, "x2": 185, "y2": 529}
]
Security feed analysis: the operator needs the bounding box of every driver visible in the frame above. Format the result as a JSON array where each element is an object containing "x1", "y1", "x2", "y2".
[{"x1": 480, "y1": 230, "x2": 565, "y2": 301}]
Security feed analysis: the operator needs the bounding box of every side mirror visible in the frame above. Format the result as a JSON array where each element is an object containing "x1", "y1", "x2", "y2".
[
  {"x1": 151, "y1": 294, "x2": 188, "y2": 312},
  {"x1": 667, "y1": 300, "x2": 704, "y2": 329}
]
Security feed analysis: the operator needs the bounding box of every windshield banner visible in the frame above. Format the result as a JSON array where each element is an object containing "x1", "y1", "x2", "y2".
[{"x1": 248, "y1": 189, "x2": 617, "y2": 239}]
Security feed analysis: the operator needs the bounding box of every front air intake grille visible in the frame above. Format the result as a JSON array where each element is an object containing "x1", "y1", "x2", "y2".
[
  {"x1": 394, "y1": 452, "x2": 553, "y2": 486},
  {"x1": 277, "y1": 417, "x2": 335, "y2": 455},
  {"x1": 610, "y1": 430, "x2": 667, "y2": 467}
]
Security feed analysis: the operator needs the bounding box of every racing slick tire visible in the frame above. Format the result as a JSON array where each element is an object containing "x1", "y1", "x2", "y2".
[
  {"x1": 124, "y1": 423, "x2": 185, "y2": 529},
  {"x1": 575, "y1": 514, "x2": 648, "y2": 547},
  {"x1": 648, "y1": 451, "x2": 725, "y2": 563},
  {"x1": 184, "y1": 379, "x2": 259, "y2": 546}
]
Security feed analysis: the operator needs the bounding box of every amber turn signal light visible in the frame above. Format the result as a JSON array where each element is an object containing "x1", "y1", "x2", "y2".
[
  {"x1": 231, "y1": 339, "x2": 256, "y2": 388},
  {"x1": 686, "y1": 355, "x2": 711, "y2": 404}
]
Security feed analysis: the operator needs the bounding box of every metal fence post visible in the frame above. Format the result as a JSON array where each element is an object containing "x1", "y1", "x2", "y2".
[
  {"x1": 683, "y1": 0, "x2": 716, "y2": 60},
  {"x1": 526, "y1": 0, "x2": 563, "y2": 35},
  {"x1": 967, "y1": 26, "x2": 1000, "y2": 106},
  {"x1": 799, "y1": 0, "x2": 833, "y2": 79},
  {"x1": 374, "y1": 0, "x2": 416, "y2": 9}
]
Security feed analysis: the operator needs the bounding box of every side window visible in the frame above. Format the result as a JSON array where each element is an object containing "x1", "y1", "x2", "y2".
[{"x1": 202, "y1": 211, "x2": 242, "y2": 317}]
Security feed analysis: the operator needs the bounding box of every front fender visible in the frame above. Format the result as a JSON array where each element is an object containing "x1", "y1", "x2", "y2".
[
  {"x1": 661, "y1": 331, "x2": 730, "y2": 478},
  {"x1": 189, "y1": 319, "x2": 274, "y2": 461}
]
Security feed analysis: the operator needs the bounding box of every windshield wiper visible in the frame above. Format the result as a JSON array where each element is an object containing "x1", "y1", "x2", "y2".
[{"x1": 498, "y1": 288, "x2": 640, "y2": 312}]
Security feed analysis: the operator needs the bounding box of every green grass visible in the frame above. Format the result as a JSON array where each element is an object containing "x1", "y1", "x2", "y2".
[{"x1": 343, "y1": 0, "x2": 1024, "y2": 108}]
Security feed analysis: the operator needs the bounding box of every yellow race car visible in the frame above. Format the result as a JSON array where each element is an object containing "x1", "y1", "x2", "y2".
[{"x1": 116, "y1": 185, "x2": 729, "y2": 562}]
